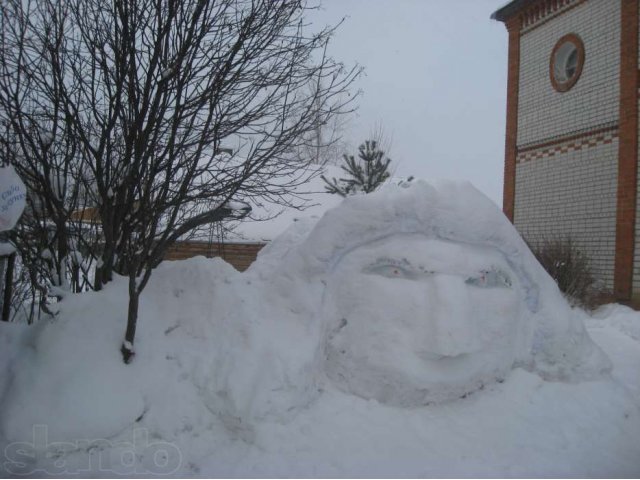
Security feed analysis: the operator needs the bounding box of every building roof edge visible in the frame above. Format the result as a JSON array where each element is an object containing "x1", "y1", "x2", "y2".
[{"x1": 490, "y1": 0, "x2": 532, "y2": 22}]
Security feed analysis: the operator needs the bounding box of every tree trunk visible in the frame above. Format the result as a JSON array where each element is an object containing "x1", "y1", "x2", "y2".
[
  {"x1": 71, "y1": 264, "x2": 80, "y2": 293},
  {"x1": 95, "y1": 250, "x2": 114, "y2": 291},
  {"x1": 121, "y1": 274, "x2": 139, "y2": 363},
  {"x1": 55, "y1": 222, "x2": 68, "y2": 289},
  {"x1": 94, "y1": 267, "x2": 103, "y2": 291}
]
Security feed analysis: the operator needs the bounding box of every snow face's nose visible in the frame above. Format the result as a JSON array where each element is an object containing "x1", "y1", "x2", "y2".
[{"x1": 422, "y1": 274, "x2": 481, "y2": 357}]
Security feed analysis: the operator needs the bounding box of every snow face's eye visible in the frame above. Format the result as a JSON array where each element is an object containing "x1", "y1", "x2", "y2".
[
  {"x1": 465, "y1": 268, "x2": 512, "y2": 289},
  {"x1": 363, "y1": 258, "x2": 420, "y2": 279},
  {"x1": 366, "y1": 264, "x2": 413, "y2": 279}
]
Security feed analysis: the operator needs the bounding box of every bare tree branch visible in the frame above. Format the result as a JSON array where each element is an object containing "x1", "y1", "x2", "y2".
[{"x1": 0, "y1": 0, "x2": 360, "y2": 361}]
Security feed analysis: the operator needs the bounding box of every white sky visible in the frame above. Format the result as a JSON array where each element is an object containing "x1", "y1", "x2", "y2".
[{"x1": 310, "y1": 0, "x2": 509, "y2": 205}]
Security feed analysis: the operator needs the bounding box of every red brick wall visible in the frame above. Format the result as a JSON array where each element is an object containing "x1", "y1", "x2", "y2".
[
  {"x1": 503, "y1": 16, "x2": 522, "y2": 221},
  {"x1": 498, "y1": 0, "x2": 637, "y2": 296},
  {"x1": 614, "y1": 0, "x2": 639, "y2": 300}
]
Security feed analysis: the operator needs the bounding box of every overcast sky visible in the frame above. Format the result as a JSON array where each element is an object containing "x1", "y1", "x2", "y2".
[{"x1": 310, "y1": 0, "x2": 509, "y2": 205}]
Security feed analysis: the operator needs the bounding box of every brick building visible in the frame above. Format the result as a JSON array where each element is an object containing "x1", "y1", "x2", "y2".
[{"x1": 492, "y1": 0, "x2": 639, "y2": 303}]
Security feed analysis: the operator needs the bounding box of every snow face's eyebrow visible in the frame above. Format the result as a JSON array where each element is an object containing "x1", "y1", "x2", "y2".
[
  {"x1": 362, "y1": 257, "x2": 512, "y2": 288},
  {"x1": 362, "y1": 257, "x2": 432, "y2": 280},
  {"x1": 364, "y1": 263, "x2": 419, "y2": 280}
]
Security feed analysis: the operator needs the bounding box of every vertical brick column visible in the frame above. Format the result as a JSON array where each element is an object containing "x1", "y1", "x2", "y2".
[
  {"x1": 614, "y1": 0, "x2": 639, "y2": 300},
  {"x1": 503, "y1": 17, "x2": 521, "y2": 222}
]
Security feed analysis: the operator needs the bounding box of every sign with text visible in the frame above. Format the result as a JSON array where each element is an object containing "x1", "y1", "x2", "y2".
[{"x1": 0, "y1": 165, "x2": 27, "y2": 231}]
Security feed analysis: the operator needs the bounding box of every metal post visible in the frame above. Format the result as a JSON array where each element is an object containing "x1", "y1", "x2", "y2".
[
  {"x1": 0, "y1": 230, "x2": 8, "y2": 319},
  {"x1": 2, "y1": 253, "x2": 15, "y2": 322},
  {"x1": 0, "y1": 255, "x2": 5, "y2": 317}
]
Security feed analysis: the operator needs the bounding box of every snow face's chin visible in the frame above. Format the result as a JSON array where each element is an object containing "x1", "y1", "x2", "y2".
[{"x1": 323, "y1": 234, "x2": 524, "y2": 407}]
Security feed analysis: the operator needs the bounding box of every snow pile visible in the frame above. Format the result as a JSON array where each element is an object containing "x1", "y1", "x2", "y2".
[
  {"x1": 586, "y1": 304, "x2": 640, "y2": 401},
  {"x1": 591, "y1": 303, "x2": 640, "y2": 341},
  {"x1": 0, "y1": 179, "x2": 638, "y2": 477},
  {"x1": 0, "y1": 283, "x2": 145, "y2": 442}
]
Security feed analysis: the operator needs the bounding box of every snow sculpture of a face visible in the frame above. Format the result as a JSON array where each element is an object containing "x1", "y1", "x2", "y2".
[
  {"x1": 323, "y1": 235, "x2": 524, "y2": 406},
  {"x1": 248, "y1": 178, "x2": 610, "y2": 415}
]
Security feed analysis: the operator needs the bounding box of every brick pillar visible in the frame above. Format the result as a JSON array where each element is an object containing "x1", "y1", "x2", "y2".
[
  {"x1": 614, "y1": 0, "x2": 639, "y2": 300},
  {"x1": 503, "y1": 16, "x2": 521, "y2": 222}
]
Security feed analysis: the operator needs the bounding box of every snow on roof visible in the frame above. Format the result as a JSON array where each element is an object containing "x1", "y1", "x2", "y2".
[{"x1": 189, "y1": 165, "x2": 346, "y2": 244}]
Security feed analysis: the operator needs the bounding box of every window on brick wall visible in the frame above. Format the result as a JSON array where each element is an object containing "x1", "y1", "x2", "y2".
[{"x1": 550, "y1": 34, "x2": 585, "y2": 93}]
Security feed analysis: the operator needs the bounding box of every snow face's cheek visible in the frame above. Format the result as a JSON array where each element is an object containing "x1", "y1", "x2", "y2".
[{"x1": 322, "y1": 235, "x2": 524, "y2": 406}]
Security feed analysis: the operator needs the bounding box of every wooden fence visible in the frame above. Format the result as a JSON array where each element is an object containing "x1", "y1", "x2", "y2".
[{"x1": 164, "y1": 241, "x2": 266, "y2": 271}]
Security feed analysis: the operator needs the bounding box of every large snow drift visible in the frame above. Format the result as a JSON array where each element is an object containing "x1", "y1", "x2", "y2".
[{"x1": 0, "y1": 179, "x2": 638, "y2": 477}]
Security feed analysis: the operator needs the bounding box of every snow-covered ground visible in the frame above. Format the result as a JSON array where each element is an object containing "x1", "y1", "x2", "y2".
[{"x1": 1, "y1": 180, "x2": 639, "y2": 478}]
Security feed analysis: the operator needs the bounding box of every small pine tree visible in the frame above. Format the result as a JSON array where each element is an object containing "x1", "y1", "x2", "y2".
[{"x1": 322, "y1": 140, "x2": 391, "y2": 197}]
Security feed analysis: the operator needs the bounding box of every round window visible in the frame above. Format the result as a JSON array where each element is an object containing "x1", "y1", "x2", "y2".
[{"x1": 550, "y1": 34, "x2": 585, "y2": 92}]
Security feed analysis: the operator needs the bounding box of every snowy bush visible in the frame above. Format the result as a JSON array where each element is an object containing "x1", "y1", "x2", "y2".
[{"x1": 530, "y1": 237, "x2": 610, "y2": 309}]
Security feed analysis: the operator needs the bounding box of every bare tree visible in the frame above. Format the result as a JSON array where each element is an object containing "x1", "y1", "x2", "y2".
[
  {"x1": 293, "y1": 82, "x2": 353, "y2": 166},
  {"x1": 0, "y1": 0, "x2": 359, "y2": 361},
  {"x1": 368, "y1": 122, "x2": 393, "y2": 161},
  {"x1": 0, "y1": 24, "x2": 105, "y2": 322}
]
